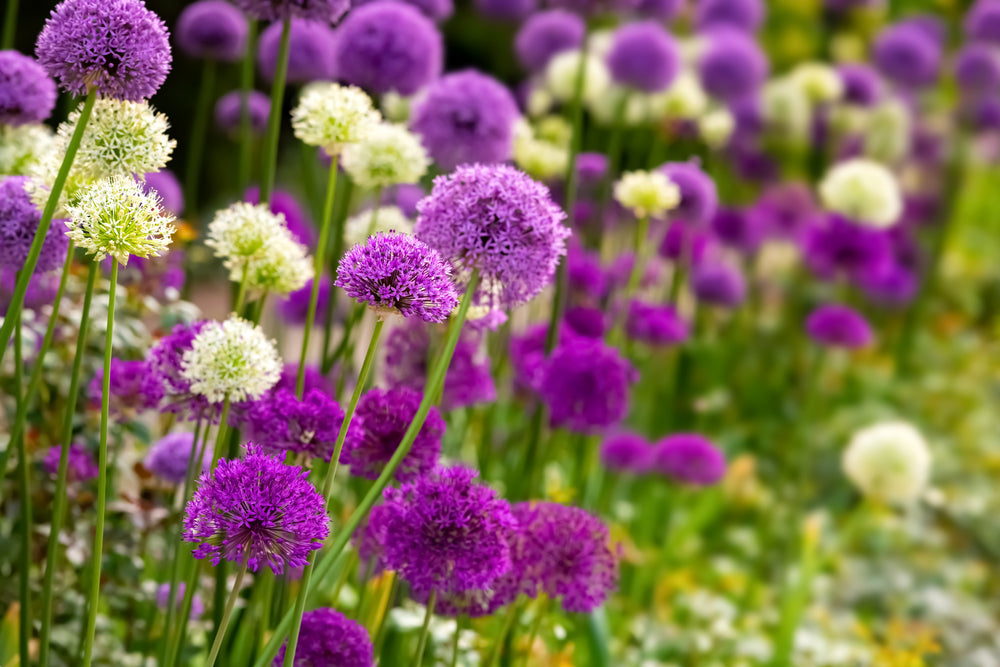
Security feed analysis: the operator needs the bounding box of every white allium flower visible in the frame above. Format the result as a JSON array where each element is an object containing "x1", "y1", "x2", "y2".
[
  {"x1": 654, "y1": 72, "x2": 709, "y2": 120},
  {"x1": 762, "y1": 78, "x2": 811, "y2": 141},
  {"x1": 863, "y1": 100, "x2": 911, "y2": 164},
  {"x1": 0, "y1": 124, "x2": 57, "y2": 176},
  {"x1": 526, "y1": 87, "x2": 554, "y2": 118},
  {"x1": 341, "y1": 122, "x2": 430, "y2": 189},
  {"x1": 181, "y1": 315, "x2": 282, "y2": 404},
  {"x1": 241, "y1": 233, "x2": 314, "y2": 295},
  {"x1": 789, "y1": 63, "x2": 844, "y2": 104},
  {"x1": 344, "y1": 205, "x2": 413, "y2": 247},
  {"x1": 513, "y1": 119, "x2": 569, "y2": 181},
  {"x1": 65, "y1": 175, "x2": 176, "y2": 265},
  {"x1": 545, "y1": 50, "x2": 611, "y2": 106},
  {"x1": 819, "y1": 158, "x2": 903, "y2": 228},
  {"x1": 291, "y1": 83, "x2": 382, "y2": 154},
  {"x1": 842, "y1": 421, "x2": 932, "y2": 505},
  {"x1": 699, "y1": 108, "x2": 736, "y2": 148},
  {"x1": 381, "y1": 91, "x2": 412, "y2": 123},
  {"x1": 64, "y1": 99, "x2": 175, "y2": 181},
  {"x1": 205, "y1": 202, "x2": 287, "y2": 270},
  {"x1": 614, "y1": 170, "x2": 681, "y2": 218}
]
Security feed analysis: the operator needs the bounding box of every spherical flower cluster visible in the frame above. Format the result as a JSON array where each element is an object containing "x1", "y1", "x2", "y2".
[
  {"x1": 625, "y1": 300, "x2": 689, "y2": 347},
  {"x1": 838, "y1": 63, "x2": 883, "y2": 107},
  {"x1": 240, "y1": 232, "x2": 314, "y2": 295},
  {"x1": 35, "y1": 0, "x2": 172, "y2": 101},
  {"x1": 65, "y1": 175, "x2": 176, "y2": 265},
  {"x1": 955, "y1": 43, "x2": 1000, "y2": 93},
  {"x1": 340, "y1": 386, "x2": 445, "y2": 482},
  {"x1": 43, "y1": 443, "x2": 99, "y2": 482},
  {"x1": 512, "y1": 119, "x2": 570, "y2": 182},
  {"x1": 291, "y1": 83, "x2": 381, "y2": 154},
  {"x1": 751, "y1": 181, "x2": 815, "y2": 241},
  {"x1": 258, "y1": 19, "x2": 336, "y2": 84},
  {"x1": 355, "y1": 0, "x2": 453, "y2": 21},
  {"x1": 180, "y1": 316, "x2": 282, "y2": 404},
  {"x1": 0, "y1": 124, "x2": 56, "y2": 176},
  {"x1": 789, "y1": 62, "x2": 844, "y2": 104},
  {"x1": 711, "y1": 206, "x2": 763, "y2": 252},
  {"x1": 600, "y1": 432, "x2": 654, "y2": 474},
  {"x1": 344, "y1": 206, "x2": 413, "y2": 248},
  {"x1": 695, "y1": 0, "x2": 763, "y2": 32},
  {"x1": 0, "y1": 176, "x2": 68, "y2": 274},
  {"x1": 341, "y1": 122, "x2": 430, "y2": 188},
  {"x1": 842, "y1": 421, "x2": 931, "y2": 505},
  {"x1": 819, "y1": 158, "x2": 902, "y2": 229},
  {"x1": 614, "y1": 170, "x2": 681, "y2": 218},
  {"x1": 273, "y1": 608, "x2": 374, "y2": 667},
  {"x1": 415, "y1": 164, "x2": 570, "y2": 314},
  {"x1": 966, "y1": 0, "x2": 1000, "y2": 44},
  {"x1": 145, "y1": 432, "x2": 211, "y2": 485},
  {"x1": 155, "y1": 583, "x2": 204, "y2": 620},
  {"x1": 545, "y1": 50, "x2": 611, "y2": 105},
  {"x1": 803, "y1": 213, "x2": 892, "y2": 281},
  {"x1": 230, "y1": 0, "x2": 349, "y2": 22},
  {"x1": 176, "y1": 1, "x2": 248, "y2": 62},
  {"x1": 215, "y1": 90, "x2": 270, "y2": 137},
  {"x1": 652, "y1": 434, "x2": 727, "y2": 486},
  {"x1": 805, "y1": 304, "x2": 873, "y2": 349},
  {"x1": 515, "y1": 10, "x2": 585, "y2": 72},
  {"x1": 146, "y1": 321, "x2": 219, "y2": 421},
  {"x1": 697, "y1": 29, "x2": 768, "y2": 101},
  {"x1": 606, "y1": 22, "x2": 680, "y2": 93},
  {"x1": 0, "y1": 51, "x2": 57, "y2": 126},
  {"x1": 184, "y1": 444, "x2": 329, "y2": 574},
  {"x1": 244, "y1": 388, "x2": 361, "y2": 463},
  {"x1": 691, "y1": 260, "x2": 746, "y2": 308},
  {"x1": 873, "y1": 21, "x2": 942, "y2": 88},
  {"x1": 88, "y1": 358, "x2": 163, "y2": 416}
]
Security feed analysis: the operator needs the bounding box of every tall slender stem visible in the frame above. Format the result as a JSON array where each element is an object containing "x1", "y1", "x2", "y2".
[
  {"x1": 412, "y1": 590, "x2": 436, "y2": 666},
  {"x1": 14, "y1": 311, "x2": 31, "y2": 666},
  {"x1": 259, "y1": 17, "x2": 291, "y2": 205},
  {"x1": 81, "y1": 260, "x2": 119, "y2": 667},
  {"x1": 205, "y1": 566, "x2": 247, "y2": 667},
  {"x1": 450, "y1": 615, "x2": 465, "y2": 667},
  {"x1": 1, "y1": 0, "x2": 18, "y2": 50},
  {"x1": 211, "y1": 399, "x2": 232, "y2": 464},
  {"x1": 184, "y1": 59, "x2": 218, "y2": 213},
  {"x1": 487, "y1": 600, "x2": 521, "y2": 667},
  {"x1": 520, "y1": 597, "x2": 548, "y2": 667},
  {"x1": 239, "y1": 20, "x2": 259, "y2": 194}
]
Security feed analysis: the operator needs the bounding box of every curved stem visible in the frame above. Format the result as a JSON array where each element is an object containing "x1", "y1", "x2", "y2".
[
  {"x1": 184, "y1": 59, "x2": 218, "y2": 214},
  {"x1": 205, "y1": 566, "x2": 247, "y2": 667},
  {"x1": 1, "y1": 0, "x2": 18, "y2": 49},
  {"x1": 412, "y1": 590, "x2": 436, "y2": 666},
  {"x1": 14, "y1": 308, "x2": 30, "y2": 666},
  {"x1": 259, "y1": 17, "x2": 291, "y2": 205}
]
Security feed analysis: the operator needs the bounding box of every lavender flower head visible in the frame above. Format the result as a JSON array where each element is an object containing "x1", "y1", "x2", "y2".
[
  {"x1": 43, "y1": 443, "x2": 99, "y2": 482},
  {"x1": 606, "y1": 22, "x2": 680, "y2": 93},
  {"x1": 966, "y1": 0, "x2": 1000, "y2": 45},
  {"x1": 354, "y1": 0, "x2": 453, "y2": 21},
  {"x1": 806, "y1": 304, "x2": 873, "y2": 349},
  {"x1": 145, "y1": 432, "x2": 211, "y2": 485},
  {"x1": 955, "y1": 43, "x2": 1000, "y2": 94},
  {"x1": 156, "y1": 583, "x2": 204, "y2": 620},
  {"x1": 415, "y1": 164, "x2": 570, "y2": 315},
  {"x1": 176, "y1": 1, "x2": 248, "y2": 62},
  {"x1": 245, "y1": 388, "x2": 361, "y2": 462},
  {"x1": 691, "y1": 260, "x2": 747, "y2": 308},
  {"x1": 88, "y1": 359, "x2": 163, "y2": 417},
  {"x1": 600, "y1": 432, "x2": 654, "y2": 474},
  {"x1": 138, "y1": 170, "x2": 184, "y2": 217},
  {"x1": 0, "y1": 177, "x2": 68, "y2": 274},
  {"x1": 751, "y1": 181, "x2": 815, "y2": 241},
  {"x1": 0, "y1": 51, "x2": 57, "y2": 126},
  {"x1": 215, "y1": 91, "x2": 270, "y2": 136},
  {"x1": 258, "y1": 19, "x2": 336, "y2": 84},
  {"x1": 838, "y1": 63, "x2": 883, "y2": 107},
  {"x1": 273, "y1": 608, "x2": 374, "y2": 667},
  {"x1": 35, "y1": 0, "x2": 172, "y2": 101},
  {"x1": 697, "y1": 28, "x2": 768, "y2": 101},
  {"x1": 184, "y1": 444, "x2": 329, "y2": 574},
  {"x1": 515, "y1": 10, "x2": 585, "y2": 73},
  {"x1": 340, "y1": 387, "x2": 444, "y2": 482},
  {"x1": 658, "y1": 161, "x2": 718, "y2": 227},
  {"x1": 232, "y1": 0, "x2": 350, "y2": 22},
  {"x1": 873, "y1": 21, "x2": 942, "y2": 89},
  {"x1": 803, "y1": 213, "x2": 892, "y2": 282},
  {"x1": 625, "y1": 300, "x2": 689, "y2": 347},
  {"x1": 694, "y1": 0, "x2": 764, "y2": 33},
  {"x1": 710, "y1": 206, "x2": 764, "y2": 253},
  {"x1": 652, "y1": 433, "x2": 727, "y2": 486}
]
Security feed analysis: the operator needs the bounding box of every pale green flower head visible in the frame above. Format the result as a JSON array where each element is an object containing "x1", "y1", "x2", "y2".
[
  {"x1": 180, "y1": 315, "x2": 282, "y2": 404},
  {"x1": 206, "y1": 202, "x2": 287, "y2": 270},
  {"x1": 341, "y1": 122, "x2": 429, "y2": 189},
  {"x1": 761, "y1": 77, "x2": 811, "y2": 142},
  {"x1": 291, "y1": 82, "x2": 382, "y2": 154},
  {"x1": 344, "y1": 205, "x2": 413, "y2": 248},
  {"x1": 240, "y1": 233, "x2": 314, "y2": 295},
  {"x1": 513, "y1": 119, "x2": 568, "y2": 182},
  {"x1": 614, "y1": 170, "x2": 681, "y2": 219},
  {"x1": 842, "y1": 421, "x2": 931, "y2": 505},
  {"x1": 546, "y1": 50, "x2": 610, "y2": 106},
  {"x1": 65, "y1": 175, "x2": 176, "y2": 266},
  {"x1": 0, "y1": 124, "x2": 57, "y2": 176},
  {"x1": 819, "y1": 158, "x2": 902, "y2": 229},
  {"x1": 863, "y1": 100, "x2": 911, "y2": 165},
  {"x1": 699, "y1": 108, "x2": 735, "y2": 149},
  {"x1": 653, "y1": 72, "x2": 709, "y2": 121}
]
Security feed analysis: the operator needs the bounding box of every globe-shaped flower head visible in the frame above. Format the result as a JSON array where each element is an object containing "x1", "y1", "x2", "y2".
[
  {"x1": 355, "y1": 0, "x2": 453, "y2": 21},
  {"x1": 215, "y1": 91, "x2": 270, "y2": 137},
  {"x1": 258, "y1": 19, "x2": 336, "y2": 84},
  {"x1": 341, "y1": 122, "x2": 430, "y2": 189},
  {"x1": 176, "y1": 1, "x2": 248, "y2": 62},
  {"x1": 966, "y1": 0, "x2": 1000, "y2": 45},
  {"x1": 819, "y1": 158, "x2": 902, "y2": 229},
  {"x1": 697, "y1": 28, "x2": 768, "y2": 101},
  {"x1": 873, "y1": 21, "x2": 942, "y2": 89},
  {"x1": 806, "y1": 304, "x2": 873, "y2": 349},
  {"x1": 232, "y1": 0, "x2": 350, "y2": 22},
  {"x1": 180, "y1": 315, "x2": 282, "y2": 404},
  {"x1": 600, "y1": 431, "x2": 654, "y2": 474},
  {"x1": 955, "y1": 43, "x2": 1000, "y2": 94},
  {"x1": 35, "y1": 0, "x2": 172, "y2": 101},
  {"x1": 606, "y1": 22, "x2": 680, "y2": 93},
  {"x1": 694, "y1": 0, "x2": 764, "y2": 33},
  {"x1": 692, "y1": 260, "x2": 746, "y2": 308},
  {"x1": 273, "y1": 608, "x2": 374, "y2": 667},
  {"x1": 0, "y1": 51, "x2": 57, "y2": 126},
  {"x1": 147, "y1": 321, "x2": 220, "y2": 421},
  {"x1": 842, "y1": 421, "x2": 931, "y2": 505},
  {"x1": 625, "y1": 300, "x2": 689, "y2": 347},
  {"x1": 614, "y1": 170, "x2": 681, "y2": 218},
  {"x1": 184, "y1": 444, "x2": 329, "y2": 574},
  {"x1": 652, "y1": 433, "x2": 727, "y2": 486},
  {"x1": 245, "y1": 388, "x2": 361, "y2": 462},
  {"x1": 291, "y1": 83, "x2": 381, "y2": 155},
  {"x1": 515, "y1": 10, "x2": 585, "y2": 73},
  {"x1": 145, "y1": 432, "x2": 212, "y2": 485},
  {"x1": 0, "y1": 176, "x2": 69, "y2": 273},
  {"x1": 659, "y1": 161, "x2": 719, "y2": 227},
  {"x1": 416, "y1": 164, "x2": 570, "y2": 317}
]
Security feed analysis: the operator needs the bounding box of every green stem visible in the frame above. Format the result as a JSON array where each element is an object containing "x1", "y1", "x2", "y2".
[
  {"x1": 519, "y1": 406, "x2": 547, "y2": 501},
  {"x1": 773, "y1": 518, "x2": 821, "y2": 666},
  {"x1": 412, "y1": 590, "x2": 436, "y2": 666},
  {"x1": 167, "y1": 557, "x2": 199, "y2": 667},
  {"x1": 81, "y1": 259, "x2": 119, "y2": 667},
  {"x1": 14, "y1": 311, "x2": 31, "y2": 666},
  {"x1": 371, "y1": 575, "x2": 399, "y2": 661},
  {"x1": 520, "y1": 597, "x2": 548, "y2": 667},
  {"x1": 320, "y1": 178, "x2": 354, "y2": 367},
  {"x1": 487, "y1": 600, "x2": 521, "y2": 667},
  {"x1": 450, "y1": 615, "x2": 465, "y2": 667},
  {"x1": 205, "y1": 566, "x2": 248, "y2": 667},
  {"x1": 259, "y1": 17, "x2": 291, "y2": 205},
  {"x1": 238, "y1": 20, "x2": 259, "y2": 194},
  {"x1": 184, "y1": 59, "x2": 218, "y2": 213},
  {"x1": 1, "y1": 0, "x2": 18, "y2": 49},
  {"x1": 211, "y1": 399, "x2": 232, "y2": 465}
]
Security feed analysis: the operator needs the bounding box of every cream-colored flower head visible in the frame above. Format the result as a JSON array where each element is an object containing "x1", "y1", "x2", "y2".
[
  {"x1": 819, "y1": 158, "x2": 902, "y2": 228},
  {"x1": 0, "y1": 124, "x2": 57, "y2": 176},
  {"x1": 789, "y1": 63, "x2": 844, "y2": 104},
  {"x1": 341, "y1": 122, "x2": 430, "y2": 189},
  {"x1": 863, "y1": 100, "x2": 911, "y2": 164},
  {"x1": 513, "y1": 119, "x2": 569, "y2": 182},
  {"x1": 344, "y1": 205, "x2": 413, "y2": 248},
  {"x1": 381, "y1": 91, "x2": 412, "y2": 123},
  {"x1": 699, "y1": 108, "x2": 735, "y2": 148},
  {"x1": 762, "y1": 78, "x2": 811, "y2": 141},
  {"x1": 242, "y1": 233, "x2": 314, "y2": 295},
  {"x1": 65, "y1": 175, "x2": 175, "y2": 266},
  {"x1": 291, "y1": 83, "x2": 382, "y2": 154},
  {"x1": 545, "y1": 50, "x2": 611, "y2": 105},
  {"x1": 654, "y1": 72, "x2": 709, "y2": 121},
  {"x1": 180, "y1": 315, "x2": 282, "y2": 404},
  {"x1": 206, "y1": 202, "x2": 286, "y2": 269},
  {"x1": 842, "y1": 421, "x2": 931, "y2": 505},
  {"x1": 614, "y1": 170, "x2": 681, "y2": 218}
]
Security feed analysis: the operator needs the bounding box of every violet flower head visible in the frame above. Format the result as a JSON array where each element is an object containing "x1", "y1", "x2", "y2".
[
  {"x1": 659, "y1": 162, "x2": 718, "y2": 227},
  {"x1": 476, "y1": 0, "x2": 537, "y2": 21},
  {"x1": 410, "y1": 71, "x2": 519, "y2": 169},
  {"x1": 0, "y1": 51, "x2": 57, "y2": 126},
  {"x1": 183, "y1": 444, "x2": 329, "y2": 574},
  {"x1": 258, "y1": 19, "x2": 336, "y2": 84},
  {"x1": 694, "y1": 0, "x2": 764, "y2": 32},
  {"x1": 340, "y1": 387, "x2": 444, "y2": 482},
  {"x1": 334, "y1": 1, "x2": 443, "y2": 95},
  {"x1": 380, "y1": 465, "x2": 514, "y2": 597},
  {"x1": 35, "y1": 0, "x2": 172, "y2": 101},
  {"x1": 353, "y1": 504, "x2": 391, "y2": 573},
  {"x1": 859, "y1": 259, "x2": 918, "y2": 305},
  {"x1": 137, "y1": 170, "x2": 184, "y2": 217},
  {"x1": 515, "y1": 10, "x2": 586, "y2": 73},
  {"x1": 156, "y1": 583, "x2": 205, "y2": 620},
  {"x1": 273, "y1": 608, "x2": 374, "y2": 667},
  {"x1": 147, "y1": 320, "x2": 220, "y2": 423},
  {"x1": 692, "y1": 260, "x2": 747, "y2": 308},
  {"x1": 606, "y1": 21, "x2": 680, "y2": 93},
  {"x1": 89, "y1": 359, "x2": 163, "y2": 417},
  {"x1": 873, "y1": 21, "x2": 942, "y2": 89},
  {"x1": 697, "y1": 28, "x2": 768, "y2": 101},
  {"x1": 955, "y1": 43, "x2": 1000, "y2": 94},
  {"x1": 626, "y1": 300, "x2": 689, "y2": 347},
  {"x1": 335, "y1": 232, "x2": 458, "y2": 322},
  {"x1": 838, "y1": 63, "x2": 883, "y2": 107},
  {"x1": 966, "y1": 0, "x2": 1000, "y2": 45},
  {"x1": 43, "y1": 443, "x2": 99, "y2": 482},
  {"x1": 751, "y1": 181, "x2": 815, "y2": 242},
  {"x1": 0, "y1": 177, "x2": 68, "y2": 274},
  {"x1": 653, "y1": 433, "x2": 726, "y2": 486},
  {"x1": 567, "y1": 241, "x2": 608, "y2": 301},
  {"x1": 231, "y1": 0, "x2": 350, "y2": 22},
  {"x1": 0, "y1": 270, "x2": 58, "y2": 314},
  {"x1": 245, "y1": 388, "x2": 361, "y2": 462},
  {"x1": 176, "y1": 1, "x2": 248, "y2": 62},
  {"x1": 354, "y1": 0, "x2": 453, "y2": 22},
  {"x1": 803, "y1": 213, "x2": 893, "y2": 282},
  {"x1": 415, "y1": 163, "x2": 571, "y2": 314},
  {"x1": 564, "y1": 305, "x2": 606, "y2": 339},
  {"x1": 145, "y1": 432, "x2": 211, "y2": 485},
  {"x1": 806, "y1": 304, "x2": 873, "y2": 349},
  {"x1": 215, "y1": 90, "x2": 271, "y2": 136},
  {"x1": 600, "y1": 432, "x2": 654, "y2": 474},
  {"x1": 659, "y1": 221, "x2": 712, "y2": 263},
  {"x1": 710, "y1": 206, "x2": 763, "y2": 253}
]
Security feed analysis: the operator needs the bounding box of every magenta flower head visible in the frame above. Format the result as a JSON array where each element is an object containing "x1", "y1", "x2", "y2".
[
  {"x1": 415, "y1": 164, "x2": 571, "y2": 315},
  {"x1": 626, "y1": 300, "x2": 689, "y2": 347},
  {"x1": 838, "y1": 63, "x2": 883, "y2": 107},
  {"x1": 245, "y1": 388, "x2": 362, "y2": 462},
  {"x1": 354, "y1": 0, "x2": 453, "y2": 22},
  {"x1": 607, "y1": 21, "x2": 680, "y2": 93},
  {"x1": 691, "y1": 260, "x2": 747, "y2": 308},
  {"x1": 231, "y1": 0, "x2": 349, "y2": 22},
  {"x1": 476, "y1": 0, "x2": 536, "y2": 21},
  {"x1": 0, "y1": 51, "x2": 57, "y2": 125},
  {"x1": 35, "y1": 0, "x2": 172, "y2": 101},
  {"x1": 711, "y1": 206, "x2": 764, "y2": 253},
  {"x1": 0, "y1": 177, "x2": 68, "y2": 274},
  {"x1": 694, "y1": 0, "x2": 764, "y2": 33},
  {"x1": 334, "y1": 1, "x2": 443, "y2": 95},
  {"x1": 966, "y1": 0, "x2": 1000, "y2": 45},
  {"x1": 184, "y1": 444, "x2": 329, "y2": 574},
  {"x1": 176, "y1": 1, "x2": 247, "y2": 62},
  {"x1": 751, "y1": 181, "x2": 815, "y2": 242},
  {"x1": 658, "y1": 162, "x2": 718, "y2": 227},
  {"x1": 340, "y1": 386, "x2": 444, "y2": 482},
  {"x1": 873, "y1": 21, "x2": 942, "y2": 89},
  {"x1": 335, "y1": 232, "x2": 458, "y2": 322},
  {"x1": 156, "y1": 583, "x2": 204, "y2": 620},
  {"x1": 88, "y1": 359, "x2": 163, "y2": 417},
  {"x1": 697, "y1": 28, "x2": 768, "y2": 101},
  {"x1": 956, "y1": 43, "x2": 1000, "y2": 94},
  {"x1": 145, "y1": 432, "x2": 211, "y2": 485},
  {"x1": 659, "y1": 221, "x2": 712, "y2": 263},
  {"x1": 805, "y1": 304, "x2": 873, "y2": 349},
  {"x1": 600, "y1": 432, "x2": 654, "y2": 474},
  {"x1": 43, "y1": 443, "x2": 99, "y2": 482},
  {"x1": 274, "y1": 608, "x2": 374, "y2": 667},
  {"x1": 215, "y1": 90, "x2": 270, "y2": 136},
  {"x1": 380, "y1": 465, "x2": 514, "y2": 597},
  {"x1": 653, "y1": 433, "x2": 726, "y2": 486},
  {"x1": 258, "y1": 19, "x2": 336, "y2": 84},
  {"x1": 515, "y1": 10, "x2": 585, "y2": 73},
  {"x1": 803, "y1": 214, "x2": 893, "y2": 282}
]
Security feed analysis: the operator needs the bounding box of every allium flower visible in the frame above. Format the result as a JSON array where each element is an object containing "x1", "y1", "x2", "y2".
[
  {"x1": 694, "y1": 0, "x2": 764, "y2": 33},
  {"x1": 475, "y1": 0, "x2": 536, "y2": 20},
  {"x1": 789, "y1": 62, "x2": 844, "y2": 104},
  {"x1": 600, "y1": 432, "x2": 654, "y2": 474},
  {"x1": 215, "y1": 91, "x2": 270, "y2": 137},
  {"x1": 242, "y1": 232, "x2": 314, "y2": 295},
  {"x1": 257, "y1": 19, "x2": 336, "y2": 84},
  {"x1": 819, "y1": 158, "x2": 902, "y2": 229},
  {"x1": 576, "y1": 152, "x2": 608, "y2": 185},
  {"x1": 657, "y1": 161, "x2": 717, "y2": 227},
  {"x1": 752, "y1": 182, "x2": 815, "y2": 241},
  {"x1": 803, "y1": 213, "x2": 892, "y2": 281},
  {"x1": 842, "y1": 421, "x2": 931, "y2": 505},
  {"x1": 691, "y1": 260, "x2": 746, "y2": 308},
  {"x1": 43, "y1": 443, "x2": 99, "y2": 482},
  {"x1": 273, "y1": 608, "x2": 374, "y2": 667},
  {"x1": 955, "y1": 43, "x2": 1000, "y2": 94},
  {"x1": 184, "y1": 444, "x2": 329, "y2": 574},
  {"x1": 0, "y1": 124, "x2": 56, "y2": 176},
  {"x1": 415, "y1": 163, "x2": 570, "y2": 314},
  {"x1": 545, "y1": 50, "x2": 611, "y2": 105},
  {"x1": 0, "y1": 51, "x2": 57, "y2": 126},
  {"x1": 244, "y1": 388, "x2": 361, "y2": 462},
  {"x1": 512, "y1": 119, "x2": 570, "y2": 182},
  {"x1": 290, "y1": 83, "x2": 380, "y2": 155},
  {"x1": 340, "y1": 387, "x2": 445, "y2": 482},
  {"x1": 966, "y1": 0, "x2": 1000, "y2": 45},
  {"x1": 181, "y1": 316, "x2": 282, "y2": 404},
  {"x1": 147, "y1": 321, "x2": 219, "y2": 422},
  {"x1": 205, "y1": 201, "x2": 287, "y2": 270},
  {"x1": 564, "y1": 306, "x2": 606, "y2": 338},
  {"x1": 88, "y1": 358, "x2": 163, "y2": 416},
  {"x1": 380, "y1": 465, "x2": 514, "y2": 596},
  {"x1": 539, "y1": 337, "x2": 636, "y2": 433},
  {"x1": 652, "y1": 433, "x2": 726, "y2": 486},
  {"x1": 35, "y1": 0, "x2": 172, "y2": 101},
  {"x1": 697, "y1": 29, "x2": 768, "y2": 101},
  {"x1": 659, "y1": 221, "x2": 712, "y2": 263},
  {"x1": 515, "y1": 10, "x2": 586, "y2": 73},
  {"x1": 873, "y1": 21, "x2": 942, "y2": 89},
  {"x1": 344, "y1": 206, "x2": 413, "y2": 248},
  {"x1": 231, "y1": 0, "x2": 349, "y2": 22},
  {"x1": 334, "y1": 1, "x2": 443, "y2": 95},
  {"x1": 145, "y1": 432, "x2": 211, "y2": 485},
  {"x1": 355, "y1": 0, "x2": 453, "y2": 20},
  {"x1": 710, "y1": 206, "x2": 764, "y2": 253},
  {"x1": 625, "y1": 300, "x2": 689, "y2": 347},
  {"x1": 838, "y1": 63, "x2": 883, "y2": 107},
  {"x1": 410, "y1": 70, "x2": 519, "y2": 169},
  {"x1": 806, "y1": 304, "x2": 873, "y2": 349},
  {"x1": 606, "y1": 22, "x2": 680, "y2": 93},
  {"x1": 176, "y1": 1, "x2": 248, "y2": 62},
  {"x1": 341, "y1": 122, "x2": 429, "y2": 188},
  {"x1": 65, "y1": 175, "x2": 175, "y2": 265},
  {"x1": 614, "y1": 170, "x2": 680, "y2": 218},
  {"x1": 156, "y1": 583, "x2": 204, "y2": 620},
  {"x1": 0, "y1": 177, "x2": 68, "y2": 274}
]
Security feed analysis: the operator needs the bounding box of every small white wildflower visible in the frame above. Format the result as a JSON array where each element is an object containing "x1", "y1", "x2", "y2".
[
  {"x1": 699, "y1": 108, "x2": 736, "y2": 148},
  {"x1": 205, "y1": 202, "x2": 287, "y2": 270},
  {"x1": 341, "y1": 122, "x2": 430, "y2": 189},
  {"x1": 381, "y1": 91, "x2": 412, "y2": 123},
  {"x1": 614, "y1": 170, "x2": 681, "y2": 218},
  {"x1": 863, "y1": 99, "x2": 911, "y2": 164},
  {"x1": 241, "y1": 233, "x2": 314, "y2": 295},
  {"x1": 762, "y1": 77, "x2": 812, "y2": 141},
  {"x1": 65, "y1": 175, "x2": 175, "y2": 266},
  {"x1": 789, "y1": 62, "x2": 844, "y2": 104},
  {"x1": 819, "y1": 158, "x2": 903, "y2": 228},
  {"x1": 652, "y1": 72, "x2": 709, "y2": 121},
  {"x1": 344, "y1": 205, "x2": 413, "y2": 247},
  {"x1": 291, "y1": 83, "x2": 382, "y2": 154},
  {"x1": 842, "y1": 421, "x2": 931, "y2": 505},
  {"x1": 0, "y1": 124, "x2": 57, "y2": 176},
  {"x1": 513, "y1": 119, "x2": 569, "y2": 181},
  {"x1": 181, "y1": 315, "x2": 282, "y2": 404},
  {"x1": 545, "y1": 50, "x2": 611, "y2": 106}
]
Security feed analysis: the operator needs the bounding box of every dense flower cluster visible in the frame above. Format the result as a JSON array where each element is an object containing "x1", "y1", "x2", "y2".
[
  {"x1": 273, "y1": 608, "x2": 374, "y2": 667},
  {"x1": 180, "y1": 316, "x2": 282, "y2": 404}
]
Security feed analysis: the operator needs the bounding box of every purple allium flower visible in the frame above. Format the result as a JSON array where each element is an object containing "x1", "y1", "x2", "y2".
[
  {"x1": 697, "y1": 28, "x2": 768, "y2": 101},
  {"x1": 184, "y1": 444, "x2": 329, "y2": 574},
  {"x1": 353, "y1": 504, "x2": 390, "y2": 573},
  {"x1": 710, "y1": 206, "x2": 763, "y2": 253},
  {"x1": 147, "y1": 321, "x2": 221, "y2": 423},
  {"x1": 635, "y1": 0, "x2": 681, "y2": 19},
  {"x1": 334, "y1": 1, "x2": 443, "y2": 95},
  {"x1": 564, "y1": 306, "x2": 606, "y2": 339},
  {"x1": 415, "y1": 164, "x2": 570, "y2": 313},
  {"x1": 273, "y1": 608, "x2": 374, "y2": 667},
  {"x1": 858, "y1": 260, "x2": 918, "y2": 305},
  {"x1": 380, "y1": 465, "x2": 514, "y2": 596},
  {"x1": 215, "y1": 90, "x2": 271, "y2": 136},
  {"x1": 35, "y1": 0, "x2": 172, "y2": 101},
  {"x1": 231, "y1": 0, "x2": 350, "y2": 22},
  {"x1": 244, "y1": 388, "x2": 361, "y2": 462},
  {"x1": 89, "y1": 359, "x2": 163, "y2": 417},
  {"x1": 354, "y1": 0, "x2": 453, "y2": 22},
  {"x1": 691, "y1": 260, "x2": 746, "y2": 308},
  {"x1": 605, "y1": 252, "x2": 662, "y2": 294},
  {"x1": 515, "y1": 10, "x2": 585, "y2": 73},
  {"x1": 43, "y1": 443, "x2": 99, "y2": 482},
  {"x1": 838, "y1": 63, "x2": 883, "y2": 107},
  {"x1": 805, "y1": 304, "x2": 873, "y2": 349},
  {"x1": 137, "y1": 170, "x2": 183, "y2": 216},
  {"x1": 510, "y1": 323, "x2": 556, "y2": 392},
  {"x1": 658, "y1": 221, "x2": 712, "y2": 263},
  {"x1": 340, "y1": 386, "x2": 444, "y2": 481},
  {"x1": 335, "y1": 232, "x2": 458, "y2": 322},
  {"x1": 176, "y1": 1, "x2": 248, "y2": 62},
  {"x1": 0, "y1": 177, "x2": 69, "y2": 274},
  {"x1": 156, "y1": 583, "x2": 205, "y2": 620},
  {"x1": 873, "y1": 21, "x2": 942, "y2": 89},
  {"x1": 410, "y1": 71, "x2": 519, "y2": 169},
  {"x1": 659, "y1": 162, "x2": 718, "y2": 227},
  {"x1": 539, "y1": 337, "x2": 636, "y2": 433},
  {"x1": 258, "y1": 19, "x2": 336, "y2": 84},
  {"x1": 385, "y1": 184, "x2": 426, "y2": 218},
  {"x1": 145, "y1": 432, "x2": 208, "y2": 485},
  {"x1": 606, "y1": 21, "x2": 680, "y2": 93},
  {"x1": 652, "y1": 433, "x2": 726, "y2": 486},
  {"x1": 545, "y1": 0, "x2": 641, "y2": 16},
  {"x1": 694, "y1": 0, "x2": 764, "y2": 32},
  {"x1": 600, "y1": 432, "x2": 654, "y2": 474},
  {"x1": 0, "y1": 51, "x2": 57, "y2": 126},
  {"x1": 626, "y1": 300, "x2": 689, "y2": 347},
  {"x1": 751, "y1": 181, "x2": 815, "y2": 242},
  {"x1": 475, "y1": 0, "x2": 537, "y2": 20},
  {"x1": 966, "y1": 0, "x2": 1000, "y2": 45},
  {"x1": 277, "y1": 278, "x2": 331, "y2": 325},
  {"x1": 955, "y1": 43, "x2": 1000, "y2": 94},
  {"x1": 802, "y1": 213, "x2": 893, "y2": 282}
]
